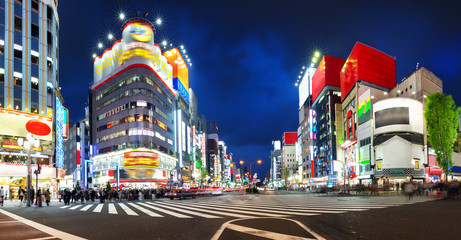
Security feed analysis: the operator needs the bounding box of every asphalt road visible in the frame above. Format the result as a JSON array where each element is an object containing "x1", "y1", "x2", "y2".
[{"x1": 0, "y1": 192, "x2": 456, "y2": 240}]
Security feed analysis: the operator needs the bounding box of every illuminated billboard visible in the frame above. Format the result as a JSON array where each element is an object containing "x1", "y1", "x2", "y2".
[
  {"x1": 283, "y1": 132, "x2": 297, "y2": 145},
  {"x1": 340, "y1": 42, "x2": 396, "y2": 101},
  {"x1": 121, "y1": 150, "x2": 159, "y2": 179},
  {"x1": 165, "y1": 48, "x2": 189, "y2": 102},
  {"x1": 0, "y1": 109, "x2": 52, "y2": 141},
  {"x1": 298, "y1": 67, "x2": 316, "y2": 109},
  {"x1": 56, "y1": 97, "x2": 64, "y2": 169},
  {"x1": 373, "y1": 98, "x2": 423, "y2": 135},
  {"x1": 93, "y1": 20, "x2": 173, "y2": 91},
  {"x1": 312, "y1": 56, "x2": 345, "y2": 102}
]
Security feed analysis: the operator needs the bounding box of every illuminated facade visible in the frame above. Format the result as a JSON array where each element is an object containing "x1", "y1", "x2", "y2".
[
  {"x1": 0, "y1": 0, "x2": 63, "y2": 196},
  {"x1": 90, "y1": 20, "x2": 177, "y2": 188}
]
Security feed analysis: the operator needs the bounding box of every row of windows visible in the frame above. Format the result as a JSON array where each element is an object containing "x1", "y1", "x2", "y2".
[
  {"x1": 97, "y1": 88, "x2": 173, "y2": 113},
  {"x1": 359, "y1": 137, "x2": 371, "y2": 146},
  {"x1": 97, "y1": 127, "x2": 173, "y2": 144},
  {"x1": 98, "y1": 141, "x2": 174, "y2": 156},
  {"x1": 96, "y1": 75, "x2": 172, "y2": 105},
  {"x1": 0, "y1": 46, "x2": 53, "y2": 69},
  {"x1": 96, "y1": 101, "x2": 173, "y2": 124},
  {"x1": 14, "y1": 0, "x2": 41, "y2": 13},
  {"x1": 14, "y1": 16, "x2": 54, "y2": 44},
  {"x1": 96, "y1": 113, "x2": 173, "y2": 134},
  {"x1": 1, "y1": 73, "x2": 43, "y2": 91}
]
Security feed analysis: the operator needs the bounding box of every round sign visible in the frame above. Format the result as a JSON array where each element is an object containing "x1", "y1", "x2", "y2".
[
  {"x1": 130, "y1": 23, "x2": 152, "y2": 42},
  {"x1": 26, "y1": 119, "x2": 51, "y2": 136}
]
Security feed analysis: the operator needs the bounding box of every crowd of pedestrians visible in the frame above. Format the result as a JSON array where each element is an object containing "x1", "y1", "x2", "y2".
[{"x1": 58, "y1": 188, "x2": 168, "y2": 205}]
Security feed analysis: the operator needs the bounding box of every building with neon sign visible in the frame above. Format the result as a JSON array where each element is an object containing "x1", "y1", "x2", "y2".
[
  {"x1": 90, "y1": 20, "x2": 178, "y2": 188},
  {"x1": 0, "y1": 0, "x2": 64, "y2": 197}
]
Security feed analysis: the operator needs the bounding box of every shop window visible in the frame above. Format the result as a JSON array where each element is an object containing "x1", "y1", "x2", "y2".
[{"x1": 14, "y1": 16, "x2": 22, "y2": 31}]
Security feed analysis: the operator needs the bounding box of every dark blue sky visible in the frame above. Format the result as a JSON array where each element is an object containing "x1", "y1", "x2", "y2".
[{"x1": 59, "y1": 1, "x2": 461, "y2": 178}]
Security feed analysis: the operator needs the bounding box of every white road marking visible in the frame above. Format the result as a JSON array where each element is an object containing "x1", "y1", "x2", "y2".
[
  {"x1": 188, "y1": 202, "x2": 331, "y2": 215},
  {"x1": 69, "y1": 205, "x2": 83, "y2": 210},
  {"x1": 118, "y1": 203, "x2": 138, "y2": 216},
  {"x1": 93, "y1": 204, "x2": 104, "y2": 213},
  {"x1": 226, "y1": 223, "x2": 315, "y2": 240},
  {"x1": 108, "y1": 203, "x2": 117, "y2": 214},
  {"x1": 0, "y1": 208, "x2": 87, "y2": 240},
  {"x1": 60, "y1": 205, "x2": 71, "y2": 209},
  {"x1": 147, "y1": 202, "x2": 221, "y2": 218},
  {"x1": 25, "y1": 237, "x2": 57, "y2": 240},
  {"x1": 158, "y1": 201, "x2": 257, "y2": 218},
  {"x1": 169, "y1": 202, "x2": 289, "y2": 217},
  {"x1": 128, "y1": 203, "x2": 163, "y2": 217},
  {"x1": 80, "y1": 204, "x2": 93, "y2": 211},
  {"x1": 137, "y1": 202, "x2": 192, "y2": 218}
]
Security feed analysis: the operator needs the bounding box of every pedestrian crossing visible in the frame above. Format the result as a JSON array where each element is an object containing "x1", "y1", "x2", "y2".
[{"x1": 58, "y1": 198, "x2": 427, "y2": 219}]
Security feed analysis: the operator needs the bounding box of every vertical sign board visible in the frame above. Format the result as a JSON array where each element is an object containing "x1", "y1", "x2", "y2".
[{"x1": 55, "y1": 97, "x2": 64, "y2": 169}]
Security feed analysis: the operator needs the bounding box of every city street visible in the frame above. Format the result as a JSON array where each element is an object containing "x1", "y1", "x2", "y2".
[{"x1": 1, "y1": 192, "x2": 456, "y2": 239}]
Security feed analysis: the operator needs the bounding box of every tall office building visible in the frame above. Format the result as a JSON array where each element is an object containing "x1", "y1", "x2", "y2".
[
  {"x1": 90, "y1": 20, "x2": 178, "y2": 188},
  {"x1": 0, "y1": 0, "x2": 64, "y2": 196}
]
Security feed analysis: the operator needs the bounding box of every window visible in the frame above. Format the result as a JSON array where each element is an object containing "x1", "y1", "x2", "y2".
[
  {"x1": 14, "y1": 49, "x2": 22, "y2": 59},
  {"x1": 14, "y1": 76, "x2": 22, "y2": 86},
  {"x1": 31, "y1": 55, "x2": 39, "y2": 65},
  {"x1": 32, "y1": 0, "x2": 39, "y2": 12},
  {"x1": 47, "y1": 60, "x2": 52, "y2": 70},
  {"x1": 47, "y1": 6, "x2": 53, "y2": 20},
  {"x1": 0, "y1": 45, "x2": 4, "y2": 55},
  {"x1": 0, "y1": 73, "x2": 4, "y2": 83},
  {"x1": 31, "y1": 81, "x2": 39, "y2": 90},
  {"x1": 31, "y1": 23, "x2": 39, "y2": 38},
  {"x1": 14, "y1": 16, "x2": 22, "y2": 31},
  {"x1": 47, "y1": 31, "x2": 52, "y2": 45}
]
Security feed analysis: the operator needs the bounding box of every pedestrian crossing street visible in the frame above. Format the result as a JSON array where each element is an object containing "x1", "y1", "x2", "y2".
[{"x1": 58, "y1": 197, "x2": 427, "y2": 219}]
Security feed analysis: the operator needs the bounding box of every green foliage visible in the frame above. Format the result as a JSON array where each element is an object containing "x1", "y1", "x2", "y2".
[
  {"x1": 75, "y1": 181, "x2": 81, "y2": 191},
  {"x1": 106, "y1": 181, "x2": 112, "y2": 191},
  {"x1": 245, "y1": 187, "x2": 259, "y2": 194},
  {"x1": 200, "y1": 167, "x2": 209, "y2": 180},
  {"x1": 424, "y1": 93, "x2": 461, "y2": 177}
]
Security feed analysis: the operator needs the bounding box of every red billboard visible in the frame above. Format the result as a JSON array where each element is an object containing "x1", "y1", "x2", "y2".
[
  {"x1": 340, "y1": 42, "x2": 396, "y2": 101},
  {"x1": 282, "y1": 132, "x2": 297, "y2": 145},
  {"x1": 312, "y1": 56, "x2": 346, "y2": 102}
]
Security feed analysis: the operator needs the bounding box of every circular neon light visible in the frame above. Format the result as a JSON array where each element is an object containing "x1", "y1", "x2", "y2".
[{"x1": 130, "y1": 23, "x2": 152, "y2": 42}]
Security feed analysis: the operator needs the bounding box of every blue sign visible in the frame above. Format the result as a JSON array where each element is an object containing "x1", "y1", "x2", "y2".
[
  {"x1": 173, "y1": 78, "x2": 189, "y2": 103},
  {"x1": 55, "y1": 97, "x2": 64, "y2": 169}
]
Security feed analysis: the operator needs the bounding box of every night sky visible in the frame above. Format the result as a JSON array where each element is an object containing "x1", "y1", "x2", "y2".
[{"x1": 58, "y1": 1, "x2": 461, "y2": 179}]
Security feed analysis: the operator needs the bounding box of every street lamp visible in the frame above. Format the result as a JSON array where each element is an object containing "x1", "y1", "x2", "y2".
[
  {"x1": 239, "y1": 160, "x2": 262, "y2": 186},
  {"x1": 19, "y1": 119, "x2": 50, "y2": 207},
  {"x1": 17, "y1": 133, "x2": 39, "y2": 207}
]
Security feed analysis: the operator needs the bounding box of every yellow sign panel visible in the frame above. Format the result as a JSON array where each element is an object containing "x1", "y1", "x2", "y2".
[
  {"x1": 123, "y1": 151, "x2": 159, "y2": 169},
  {"x1": 130, "y1": 23, "x2": 152, "y2": 42}
]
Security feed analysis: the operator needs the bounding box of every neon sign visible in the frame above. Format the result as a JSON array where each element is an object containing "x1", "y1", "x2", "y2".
[{"x1": 130, "y1": 23, "x2": 152, "y2": 42}]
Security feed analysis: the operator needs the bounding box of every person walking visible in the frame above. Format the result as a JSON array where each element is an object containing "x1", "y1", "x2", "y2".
[
  {"x1": 30, "y1": 188, "x2": 35, "y2": 206},
  {"x1": 0, "y1": 186, "x2": 5, "y2": 206},
  {"x1": 18, "y1": 187, "x2": 25, "y2": 206},
  {"x1": 45, "y1": 189, "x2": 51, "y2": 206}
]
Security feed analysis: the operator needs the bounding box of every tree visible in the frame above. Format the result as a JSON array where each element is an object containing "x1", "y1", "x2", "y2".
[
  {"x1": 106, "y1": 181, "x2": 112, "y2": 191},
  {"x1": 75, "y1": 181, "x2": 81, "y2": 191},
  {"x1": 424, "y1": 92, "x2": 461, "y2": 180},
  {"x1": 200, "y1": 167, "x2": 209, "y2": 182}
]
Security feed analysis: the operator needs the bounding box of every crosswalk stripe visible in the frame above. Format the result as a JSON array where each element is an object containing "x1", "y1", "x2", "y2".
[
  {"x1": 162, "y1": 201, "x2": 288, "y2": 218},
  {"x1": 60, "y1": 205, "x2": 70, "y2": 209},
  {"x1": 80, "y1": 204, "x2": 93, "y2": 211},
  {"x1": 69, "y1": 205, "x2": 83, "y2": 210},
  {"x1": 226, "y1": 223, "x2": 316, "y2": 240},
  {"x1": 137, "y1": 202, "x2": 192, "y2": 218},
  {"x1": 127, "y1": 203, "x2": 163, "y2": 217},
  {"x1": 108, "y1": 203, "x2": 117, "y2": 214},
  {"x1": 187, "y1": 202, "x2": 338, "y2": 215},
  {"x1": 93, "y1": 204, "x2": 104, "y2": 213},
  {"x1": 118, "y1": 203, "x2": 138, "y2": 216},
  {"x1": 157, "y1": 201, "x2": 257, "y2": 218},
  {"x1": 210, "y1": 203, "x2": 370, "y2": 212},
  {"x1": 147, "y1": 202, "x2": 221, "y2": 218}
]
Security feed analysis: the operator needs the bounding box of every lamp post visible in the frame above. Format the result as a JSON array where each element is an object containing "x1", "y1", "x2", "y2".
[
  {"x1": 239, "y1": 160, "x2": 262, "y2": 192},
  {"x1": 18, "y1": 133, "x2": 40, "y2": 207},
  {"x1": 20, "y1": 119, "x2": 51, "y2": 207}
]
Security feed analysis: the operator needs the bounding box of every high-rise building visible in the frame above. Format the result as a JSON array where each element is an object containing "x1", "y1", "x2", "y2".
[
  {"x1": 270, "y1": 140, "x2": 282, "y2": 185},
  {"x1": 281, "y1": 132, "x2": 297, "y2": 184},
  {"x1": 90, "y1": 20, "x2": 177, "y2": 188},
  {"x1": 0, "y1": 0, "x2": 64, "y2": 195},
  {"x1": 311, "y1": 56, "x2": 345, "y2": 183}
]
